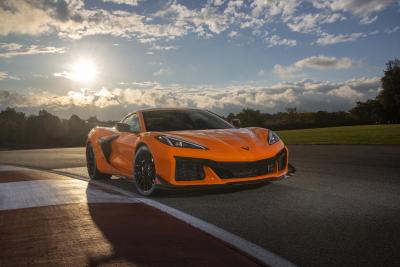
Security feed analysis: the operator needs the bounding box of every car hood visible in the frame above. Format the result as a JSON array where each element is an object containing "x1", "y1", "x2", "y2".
[{"x1": 163, "y1": 128, "x2": 272, "y2": 154}]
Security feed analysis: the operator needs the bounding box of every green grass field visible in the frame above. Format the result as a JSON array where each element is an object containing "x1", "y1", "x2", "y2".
[{"x1": 277, "y1": 124, "x2": 400, "y2": 145}]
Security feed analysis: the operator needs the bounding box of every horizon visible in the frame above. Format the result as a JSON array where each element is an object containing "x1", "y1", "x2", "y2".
[
  {"x1": 0, "y1": 105, "x2": 371, "y2": 122},
  {"x1": 0, "y1": 0, "x2": 399, "y2": 120}
]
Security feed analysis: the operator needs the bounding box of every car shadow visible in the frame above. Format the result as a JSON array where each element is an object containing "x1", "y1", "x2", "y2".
[
  {"x1": 84, "y1": 182, "x2": 261, "y2": 267},
  {"x1": 96, "y1": 176, "x2": 272, "y2": 199},
  {"x1": 153, "y1": 182, "x2": 271, "y2": 198}
]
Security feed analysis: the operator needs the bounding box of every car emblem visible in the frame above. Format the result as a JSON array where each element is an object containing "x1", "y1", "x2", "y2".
[{"x1": 241, "y1": 146, "x2": 250, "y2": 150}]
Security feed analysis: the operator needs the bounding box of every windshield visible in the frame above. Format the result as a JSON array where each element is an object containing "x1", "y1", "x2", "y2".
[{"x1": 143, "y1": 110, "x2": 234, "y2": 132}]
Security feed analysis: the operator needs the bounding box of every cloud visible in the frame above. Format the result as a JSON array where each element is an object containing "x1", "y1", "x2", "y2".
[
  {"x1": 0, "y1": 72, "x2": 7, "y2": 80},
  {"x1": 53, "y1": 71, "x2": 73, "y2": 80},
  {"x1": 0, "y1": 0, "x2": 264, "y2": 47},
  {"x1": 153, "y1": 68, "x2": 174, "y2": 77},
  {"x1": 0, "y1": 77, "x2": 381, "y2": 120},
  {"x1": 273, "y1": 55, "x2": 356, "y2": 76},
  {"x1": 154, "y1": 1, "x2": 231, "y2": 38},
  {"x1": 257, "y1": 70, "x2": 266, "y2": 76},
  {"x1": 272, "y1": 65, "x2": 295, "y2": 77},
  {"x1": 0, "y1": 43, "x2": 23, "y2": 50},
  {"x1": 0, "y1": 1, "x2": 52, "y2": 36},
  {"x1": 0, "y1": 0, "x2": 187, "y2": 43},
  {"x1": 311, "y1": 0, "x2": 394, "y2": 24},
  {"x1": 0, "y1": 42, "x2": 65, "y2": 58},
  {"x1": 148, "y1": 44, "x2": 178, "y2": 51},
  {"x1": 0, "y1": 71, "x2": 20, "y2": 80},
  {"x1": 250, "y1": 0, "x2": 300, "y2": 20},
  {"x1": 264, "y1": 34, "x2": 297, "y2": 48},
  {"x1": 0, "y1": 0, "x2": 395, "y2": 50},
  {"x1": 359, "y1": 15, "x2": 378, "y2": 24},
  {"x1": 314, "y1": 32, "x2": 367, "y2": 45},
  {"x1": 101, "y1": 0, "x2": 141, "y2": 6},
  {"x1": 327, "y1": 85, "x2": 363, "y2": 99},
  {"x1": 312, "y1": 0, "x2": 394, "y2": 16},
  {"x1": 0, "y1": 0, "x2": 269, "y2": 46},
  {"x1": 228, "y1": 31, "x2": 238, "y2": 38},
  {"x1": 295, "y1": 55, "x2": 355, "y2": 69},
  {"x1": 213, "y1": 0, "x2": 225, "y2": 6},
  {"x1": 384, "y1": 26, "x2": 400, "y2": 34},
  {"x1": 287, "y1": 13, "x2": 345, "y2": 34}
]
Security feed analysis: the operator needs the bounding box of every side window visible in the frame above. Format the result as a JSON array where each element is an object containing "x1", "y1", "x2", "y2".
[{"x1": 123, "y1": 114, "x2": 140, "y2": 132}]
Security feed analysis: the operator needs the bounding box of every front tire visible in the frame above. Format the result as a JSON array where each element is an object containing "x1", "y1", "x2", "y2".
[
  {"x1": 86, "y1": 143, "x2": 111, "y2": 180},
  {"x1": 134, "y1": 146, "x2": 157, "y2": 196}
]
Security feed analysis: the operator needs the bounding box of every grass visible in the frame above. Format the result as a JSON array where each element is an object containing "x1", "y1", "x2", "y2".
[{"x1": 276, "y1": 124, "x2": 400, "y2": 145}]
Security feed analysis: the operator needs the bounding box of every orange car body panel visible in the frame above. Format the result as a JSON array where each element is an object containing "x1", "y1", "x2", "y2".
[{"x1": 87, "y1": 109, "x2": 289, "y2": 186}]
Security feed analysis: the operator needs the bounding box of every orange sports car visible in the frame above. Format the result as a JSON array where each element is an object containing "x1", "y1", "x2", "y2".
[{"x1": 86, "y1": 108, "x2": 291, "y2": 196}]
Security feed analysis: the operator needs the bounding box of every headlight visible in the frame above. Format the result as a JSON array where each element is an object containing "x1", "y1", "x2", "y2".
[
  {"x1": 268, "y1": 130, "x2": 280, "y2": 145},
  {"x1": 155, "y1": 135, "x2": 208, "y2": 150}
]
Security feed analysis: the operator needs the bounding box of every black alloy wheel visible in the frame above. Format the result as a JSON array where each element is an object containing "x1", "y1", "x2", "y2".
[
  {"x1": 86, "y1": 143, "x2": 111, "y2": 180},
  {"x1": 134, "y1": 146, "x2": 157, "y2": 196}
]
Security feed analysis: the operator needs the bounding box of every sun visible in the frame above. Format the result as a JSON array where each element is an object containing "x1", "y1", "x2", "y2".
[{"x1": 70, "y1": 59, "x2": 97, "y2": 83}]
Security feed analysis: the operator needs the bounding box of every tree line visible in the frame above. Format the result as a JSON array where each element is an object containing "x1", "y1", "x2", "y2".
[
  {"x1": 0, "y1": 59, "x2": 398, "y2": 149},
  {"x1": 0, "y1": 109, "x2": 115, "y2": 149}
]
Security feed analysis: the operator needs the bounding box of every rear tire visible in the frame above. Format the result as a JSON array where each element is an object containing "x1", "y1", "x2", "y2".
[
  {"x1": 134, "y1": 146, "x2": 157, "y2": 196},
  {"x1": 86, "y1": 143, "x2": 111, "y2": 180}
]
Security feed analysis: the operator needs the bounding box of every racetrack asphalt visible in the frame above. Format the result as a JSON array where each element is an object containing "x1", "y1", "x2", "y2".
[{"x1": 0, "y1": 145, "x2": 399, "y2": 267}]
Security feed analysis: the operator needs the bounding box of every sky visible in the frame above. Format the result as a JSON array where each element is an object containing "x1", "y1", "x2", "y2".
[{"x1": 0, "y1": 0, "x2": 399, "y2": 120}]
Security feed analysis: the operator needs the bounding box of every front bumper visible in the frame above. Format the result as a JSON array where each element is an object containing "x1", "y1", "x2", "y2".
[
  {"x1": 154, "y1": 174, "x2": 288, "y2": 190},
  {"x1": 174, "y1": 148, "x2": 286, "y2": 181},
  {"x1": 153, "y1": 146, "x2": 291, "y2": 187}
]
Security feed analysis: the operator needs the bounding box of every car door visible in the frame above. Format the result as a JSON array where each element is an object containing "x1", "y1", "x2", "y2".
[{"x1": 112, "y1": 113, "x2": 141, "y2": 176}]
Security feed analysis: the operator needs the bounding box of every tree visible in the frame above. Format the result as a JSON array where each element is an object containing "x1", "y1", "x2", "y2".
[
  {"x1": 226, "y1": 113, "x2": 236, "y2": 122},
  {"x1": 25, "y1": 110, "x2": 65, "y2": 147},
  {"x1": 0, "y1": 107, "x2": 26, "y2": 147},
  {"x1": 236, "y1": 109, "x2": 265, "y2": 127},
  {"x1": 0, "y1": 109, "x2": 96, "y2": 149},
  {"x1": 379, "y1": 59, "x2": 400, "y2": 121},
  {"x1": 87, "y1": 116, "x2": 99, "y2": 123},
  {"x1": 350, "y1": 99, "x2": 383, "y2": 123},
  {"x1": 67, "y1": 114, "x2": 88, "y2": 146}
]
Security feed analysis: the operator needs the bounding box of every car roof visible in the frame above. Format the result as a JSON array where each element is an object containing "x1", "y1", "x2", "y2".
[{"x1": 121, "y1": 108, "x2": 211, "y2": 121}]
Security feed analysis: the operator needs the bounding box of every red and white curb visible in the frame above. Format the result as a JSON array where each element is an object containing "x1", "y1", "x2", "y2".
[
  {"x1": 0, "y1": 179, "x2": 140, "y2": 211},
  {"x1": 55, "y1": 166, "x2": 298, "y2": 267}
]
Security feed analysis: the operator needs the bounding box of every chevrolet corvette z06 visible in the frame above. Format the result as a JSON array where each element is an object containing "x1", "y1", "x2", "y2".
[{"x1": 86, "y1": 108, "x2": 290, "y2": 196}]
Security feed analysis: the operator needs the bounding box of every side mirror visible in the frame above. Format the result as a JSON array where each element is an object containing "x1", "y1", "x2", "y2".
[
  {"x1": 115, "y1": 122, "x2": 130, "y2": 132},
  {"x1": 231, "y1": 119, "x2": 241, "y2": 128}
]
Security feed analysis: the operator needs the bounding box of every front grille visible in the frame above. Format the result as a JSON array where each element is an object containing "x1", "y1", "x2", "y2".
[
  {"x1": 175, "y1": 157, "x2": 205, "y2": 181},
  {"x1": 174, "y1": 148, "x2": 287, "y2": 180},
  {"x1": 211, "y1": 158, "x2": 276, "y2": 179},
  {"x1": 212, "y1": 149, "x2": 287, "y2": 179}
]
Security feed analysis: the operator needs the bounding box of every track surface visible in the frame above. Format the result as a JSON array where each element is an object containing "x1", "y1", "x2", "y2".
[{"x1": 1, "y1": 145, "x2": 400, "y2": 267}]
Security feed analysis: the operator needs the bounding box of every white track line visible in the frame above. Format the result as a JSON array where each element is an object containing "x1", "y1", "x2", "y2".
[
  {"x1": 0, "y1": 179, "x2": 139, "y2": 211},
  {"x1": 3, "y1": 165, "x2": 298, "y2": 267},
  {"x1": 0, "y1": 165, "x2": 29, "y2": 171},
  {"x1": 0, "y1": 166, "x2": 139, "y2": 211}
]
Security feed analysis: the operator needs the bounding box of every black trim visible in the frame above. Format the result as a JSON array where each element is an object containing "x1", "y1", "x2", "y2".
[
  {"x1": 98, "y1": 135, "x2": 119, "y2": 163},
  {"x1": 155, "y1": 174, "x2": 285, "y2": 190}
]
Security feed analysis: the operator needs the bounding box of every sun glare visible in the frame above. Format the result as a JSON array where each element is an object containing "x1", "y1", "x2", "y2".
[{"x1": 70, "y1": 59, "x2": 97, "y2": 83}]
